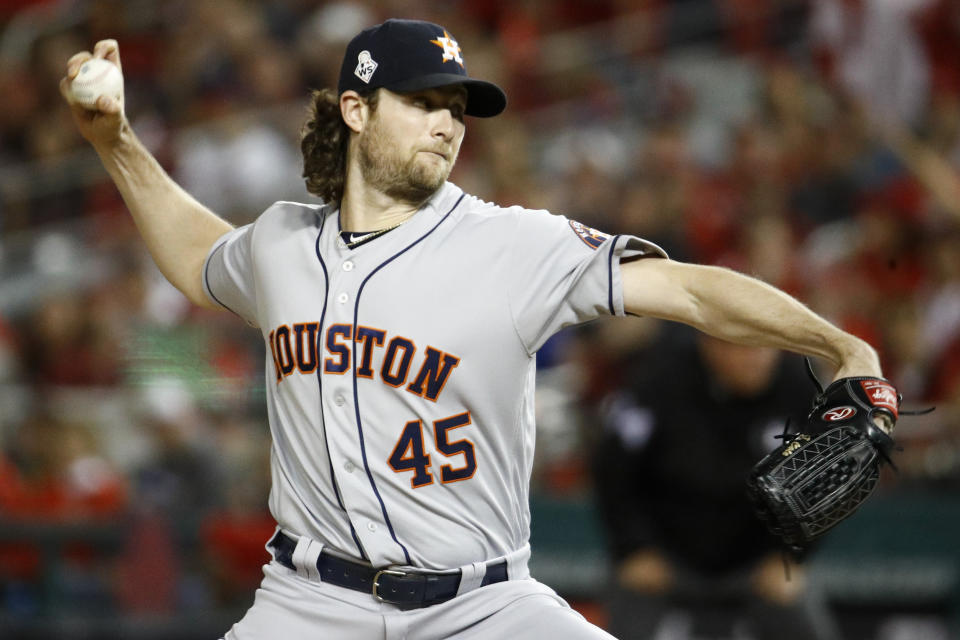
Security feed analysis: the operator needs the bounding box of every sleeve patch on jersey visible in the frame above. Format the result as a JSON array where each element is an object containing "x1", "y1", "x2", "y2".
[{"x1": 568, "y1": 219, "x2": 611, "y2": 250}]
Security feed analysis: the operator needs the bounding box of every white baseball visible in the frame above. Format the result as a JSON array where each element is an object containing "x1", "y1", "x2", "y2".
[{"x1": 70, "y1": 57, "x2": 124, "y2": 109}]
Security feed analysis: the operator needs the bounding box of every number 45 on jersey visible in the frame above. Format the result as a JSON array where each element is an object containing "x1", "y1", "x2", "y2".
[{"x1": 389, "y1": 412, "x2": 476, "y2": 488}]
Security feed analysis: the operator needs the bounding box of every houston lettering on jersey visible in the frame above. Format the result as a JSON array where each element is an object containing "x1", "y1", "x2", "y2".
[{"x1": 268, "y1": 323, "x2": 460, "y2": 402}]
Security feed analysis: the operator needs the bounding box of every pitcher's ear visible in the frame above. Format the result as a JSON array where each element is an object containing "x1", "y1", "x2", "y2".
[{"x1": 341, "y1": 91, "x2": 368, "y2": 134}]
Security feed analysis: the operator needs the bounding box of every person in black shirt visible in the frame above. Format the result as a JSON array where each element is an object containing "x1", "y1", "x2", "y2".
[{"x1": 592, "y1": 325, "x2": 840, "y2": 639}]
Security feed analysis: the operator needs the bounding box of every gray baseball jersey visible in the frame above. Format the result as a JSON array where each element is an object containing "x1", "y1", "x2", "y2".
[{"x1": 203, "y1": 181, "x2": 665, "y2": 571}]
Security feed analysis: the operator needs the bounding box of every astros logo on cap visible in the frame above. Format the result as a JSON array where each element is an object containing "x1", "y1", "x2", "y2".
[{"x1": 430, "y1": 31, "x2": 463, "y2": 67}]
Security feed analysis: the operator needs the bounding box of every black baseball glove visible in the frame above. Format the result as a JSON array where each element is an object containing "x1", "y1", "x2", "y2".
[{"x1": 747, "y1": 364, "x2": 922, "y2": 551}]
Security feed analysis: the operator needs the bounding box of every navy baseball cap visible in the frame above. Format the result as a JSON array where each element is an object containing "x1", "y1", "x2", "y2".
[{"x1": 337, "y1": 19, "x2": 507, "y2": 118}]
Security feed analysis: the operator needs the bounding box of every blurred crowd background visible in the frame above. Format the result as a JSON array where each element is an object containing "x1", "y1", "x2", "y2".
[{"x1": 1, "y1": 0, "x2": 959, "y2": 638}]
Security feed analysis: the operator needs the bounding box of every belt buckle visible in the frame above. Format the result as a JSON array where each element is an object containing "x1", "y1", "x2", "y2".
[{"x1": 372, "y1": 568, "x2": 407, "y2": 603}]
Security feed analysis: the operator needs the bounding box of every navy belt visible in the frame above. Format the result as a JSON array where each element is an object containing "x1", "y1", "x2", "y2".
[{"x1": 268, "y1": 531, "x2": 508, "y2": 609}]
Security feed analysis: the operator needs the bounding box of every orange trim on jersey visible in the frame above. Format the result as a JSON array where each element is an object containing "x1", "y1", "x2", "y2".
[
  {"x1": 435, "y1": 412, "x2": 477, "y2": 484},
  {"x1": 355, "y1": 325, "x2": 386, "y2": 379},
  {"x1": 294, "y1": 322, "x2": 320, "y2": 374},
  {"x1": 274, "y1": 325, "x2": 296, "y2": 378},
  {"x1": 268, "y1": 330, "x2": 282, "y2": 382},
  {"x1": 406, "y1": 346, "x2": 461, "y2": 402},
  {"x1": 323, "y1": 324, "x2": 353, "y2": 375},
  {"x1": 380, "y1": 337, "x2": 416, "y2": 387},
  {"x1": 388, "y1": 419, "x2": 434, "y2": 489}
]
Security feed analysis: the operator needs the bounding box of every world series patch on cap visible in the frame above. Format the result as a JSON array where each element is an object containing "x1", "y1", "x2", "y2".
[{"x1": 337, "y1": 19, "x2": 507, "y2": 118}]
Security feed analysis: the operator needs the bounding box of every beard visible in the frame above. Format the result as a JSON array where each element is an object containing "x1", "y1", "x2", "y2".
[{"x1": 357, "y1": 114, "x2": 456, "y2": 205}]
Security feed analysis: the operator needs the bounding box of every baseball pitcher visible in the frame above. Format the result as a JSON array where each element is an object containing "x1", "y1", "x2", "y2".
[{"x1": 61, "y1": 18, "x2": 894, "y2": 640}]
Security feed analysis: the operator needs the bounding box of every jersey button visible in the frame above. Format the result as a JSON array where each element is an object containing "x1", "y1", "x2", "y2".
[
  {"x1": 343, "y1": 460, "x2": 355, "y2": 473},
  {"x1": 333, "y1": 395, "x2": 346, "y2": 407},
  {"x1": 366, "y1": 522, "x2": 378, "y2": 532},
  {"x1": 342, "y1": 261, "x2": 354, "y2": 272},
  {"x1": 337, "y1": 292, "x2": 349, "y2": 304}
]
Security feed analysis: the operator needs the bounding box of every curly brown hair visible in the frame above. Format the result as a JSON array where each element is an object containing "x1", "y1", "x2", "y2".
[{"x1": 300, "y1": 88, "x2": 378, "y2": 206}]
